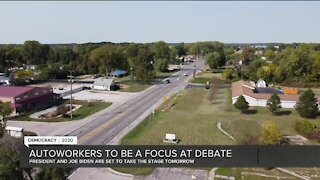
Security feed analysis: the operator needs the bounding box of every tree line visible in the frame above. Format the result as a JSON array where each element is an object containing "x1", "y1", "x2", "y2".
[
  {"x1": 0, "y1": 41, "x2": 194, "y2": 83},
  {"x1": 224, "y1": 44, "x2": 320, "y2": 87}
]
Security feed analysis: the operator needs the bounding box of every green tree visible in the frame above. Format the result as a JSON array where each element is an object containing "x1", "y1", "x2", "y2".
[
  {"x1": 266, "y1": 94, "x2": 282, "y2": 115},
  {"x1": 0, "y1": 101, "x2": 13, "y2": 128},
  {"x1": 222, "y1": 68, "x2": 233, "y2": 82},
  {"x1": 205, "y1": 52, "x2": 221, "y2": 69},
  {"x1": 234, "y1": 95, "x2": 249, "y2": 113},
  {"x1": 127, "y1": 46, "x2": 155, "y2": 83},
  {"x1": 0, "y1": 135, "x2": 24, "y2": 180},
  {"x1": 153, "y1": 41, "x2": 170, "y2": 60},
  {"x1": 89, "y1": 45, "x2": 124, "y2": 76},
  {"x1": 174, "y1": 43, "x2": 186, "y2": 56},
  {"x1": 22, "y1": 41, "x2": 50, "y2": 65},
  {"x1": 295, "y1": 89, "x2": 319, "y2": 119},
  {"x1": 155, "y1": 59, "x2": 169, "y2": 72},
  {"x1": 37, "y1": 168, "x2": 67, "y2": 180},
  {"x1": 262, "y1": 121, "x2": 282, "y2": 145}
]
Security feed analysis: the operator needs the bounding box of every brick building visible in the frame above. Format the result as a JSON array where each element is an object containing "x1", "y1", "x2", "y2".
[{"x1": 0, "y1": 86, "x2": 57, "y2": 114}]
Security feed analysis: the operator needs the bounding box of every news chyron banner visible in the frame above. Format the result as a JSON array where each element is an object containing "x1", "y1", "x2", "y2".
[{"x1": 21, "y1": 136, "x2": 320, "y2": 168}]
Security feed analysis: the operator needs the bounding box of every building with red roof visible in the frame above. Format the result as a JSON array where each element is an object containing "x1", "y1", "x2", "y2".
[{"x1": 0, "y1": 86, "x2": 56, "y2": 114}]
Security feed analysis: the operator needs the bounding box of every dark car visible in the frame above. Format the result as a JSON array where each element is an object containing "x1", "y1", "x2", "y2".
[{"x1": 165, "y1": 79, "x2": 171, "y2": 83}]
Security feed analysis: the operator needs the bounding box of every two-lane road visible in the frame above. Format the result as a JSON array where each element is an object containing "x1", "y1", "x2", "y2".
[{"x1": 68, "y1": 59, "x2": 205, "y2": 145}]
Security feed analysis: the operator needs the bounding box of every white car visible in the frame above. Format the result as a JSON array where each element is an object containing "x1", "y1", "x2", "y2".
[{"x1": 183, "y1": 73, "x2": 188, "y2": 76}]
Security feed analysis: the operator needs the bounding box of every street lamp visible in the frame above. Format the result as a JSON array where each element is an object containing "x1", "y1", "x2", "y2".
[{"x1": 68, "y1": 71, "x2": 75, "y2": 120}]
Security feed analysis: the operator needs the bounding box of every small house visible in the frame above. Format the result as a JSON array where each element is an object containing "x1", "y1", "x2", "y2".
[{"x1": 92, "y1": 78, "x2": 115, "y2": 91}]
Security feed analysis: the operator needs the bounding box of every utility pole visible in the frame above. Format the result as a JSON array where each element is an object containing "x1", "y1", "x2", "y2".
[
  {"x1": 130, "y1": 67, "x2": 133, "y2": 92},
  {"x1": 68, "y1": 71, "x2": 75, "y2": 120}
]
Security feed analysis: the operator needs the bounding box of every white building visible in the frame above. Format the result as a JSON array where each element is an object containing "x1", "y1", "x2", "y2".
[
  {"x1": 231, "y1": 80, "x2": 320, "y2": 109},
  {"x1": 5, "y1": 126, "x2": 24, "y2": 138},
  {"x1": 92, "y1": 78, "x2": 115, "y2": 91}
]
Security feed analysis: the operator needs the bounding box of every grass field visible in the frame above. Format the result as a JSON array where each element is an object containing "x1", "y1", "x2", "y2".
[
  {"x1": 116, "y1": 77, "x2": 320, "y2": 176},
  {"x1": 117, "y1": 71, "x2": 176, "y2": 92},
  {"x1": 121, "y1": 88, "x2": 235, "y2": 145},
  {"x1": 190, "y1": 72, "x2": 223, "y2": 84},
  {"x1": 12, "y1": 100, "x2": 111, "y2": 122}
]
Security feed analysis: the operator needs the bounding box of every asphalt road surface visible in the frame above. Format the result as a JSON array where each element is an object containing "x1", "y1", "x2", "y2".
[{"x1": 67, "y1": 59, "x2": 205, "y2": 145}]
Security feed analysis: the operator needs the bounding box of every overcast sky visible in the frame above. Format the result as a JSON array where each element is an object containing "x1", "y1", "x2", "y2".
[{"x1": 1, "y1": 1, "x2": 320, "y2": 44}]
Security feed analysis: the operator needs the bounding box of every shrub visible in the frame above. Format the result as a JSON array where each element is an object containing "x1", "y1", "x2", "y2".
[
  {"x1": 294, "y1": 120, "x2": 320, "y2": 142},
  {"x1": 295, "y1": 89, "x2": 319, "y2": 118},
  {"x1": 234, "y1": 95, "x2": 249, "y2": 113},
  {"x1": 266, "y1": 94, "x2": 282, "y2": 115},
  {"x1": 262, "y1": 121, "x2": 282, "y2": 145}
]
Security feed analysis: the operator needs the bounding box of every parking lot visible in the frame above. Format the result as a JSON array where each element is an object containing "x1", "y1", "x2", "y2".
[{"x1": 64, "y1": 90, "x2": 138, "y2": 104}]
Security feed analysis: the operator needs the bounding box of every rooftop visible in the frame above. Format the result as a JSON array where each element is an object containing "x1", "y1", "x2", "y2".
[
  {"x1": 93, "y1": 78, "x2": 114, "y2": 86},
  {"x1": 232, "y1": 80, "x2": 305, "y2": 102},
  {"x1": 0, "y1": 86, "x2": 34, "y2": 98},
  {"x1": 111, "y1": 70, "x2": 128, "y2": 76}
]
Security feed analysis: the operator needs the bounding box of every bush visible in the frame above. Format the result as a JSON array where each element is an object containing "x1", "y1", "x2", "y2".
[
  {"x1": 294, "y1": 120, "x2": 320, "y2": 142},
  {"x1": 239, "y1": 134, "x2": 260, "y2": 145},
  {"x1": 266, "y1": 94, "x2": 282, "y2": 115},
  {"x1": 295, "y1": 89, "x2": 319, "y2": 119},
  {"x1": 262, "y1": 121, "x2": 282, "y2": 145},
  {"x1": 234, "y1": 95, "x2": 249, "y2": 113}
]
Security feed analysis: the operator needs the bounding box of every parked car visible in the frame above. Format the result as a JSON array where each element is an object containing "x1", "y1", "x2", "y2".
[{"x1": 165, "y1": 79, "x2": 171, "y2": 83}]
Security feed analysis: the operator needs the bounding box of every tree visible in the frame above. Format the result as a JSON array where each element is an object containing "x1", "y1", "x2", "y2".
[
  {"x1": 295, "y1": 89, "x2": 319, "y2": 118},
  {"x1": 205, "y1": 52, "x2": 221, "y2": 69},
  {"x1": 234, "y1": 95, "x2": 249, "y2": 113},
  {"x1": 127, "y1": 46, "x2": 155, "y2": 83},
  {"x1": 174, "y1": 43, "x2": 186, "y2": 56},
  {"x1": 37, "y1": 168, "x2": 68, "y2": 180},
  {"x1": 262, "y1": 121, "x2": 282, "y2": 145},
  {"x1": 266, "y1": 94, "x2": 282, "y2": 115},
  {"x1": 22, "y1": 41, "x2": 50, "y2": 65},
  {"x1": 153, "y1": 41, "x2": 170, "y2": 60},
  {"x1": 0, "y1": 135, "x2": 24, "y2": 180},
  {"x1": 155, "y1": 59, "x2": 169, "y2": 72},
  {"x1": 89, "y1": 45, "x2": 124, "y2": 76},
  {"x1": 222, "y1": 68, "x2": 233, "y2": 82},
  {"x1": 0, "y1": 101, "x2": 13, "y2": 128}
]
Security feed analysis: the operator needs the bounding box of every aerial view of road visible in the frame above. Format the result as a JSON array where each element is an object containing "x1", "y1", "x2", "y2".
[
  {"x1": 2, "y1": 2, "x2": 320, "y2": 180},
  {"x1": 68, "y1": 60, "x2": 205, "y2": 145}
]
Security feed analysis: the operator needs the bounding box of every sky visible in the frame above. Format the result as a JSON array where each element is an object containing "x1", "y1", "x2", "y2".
[{"x1": 0, "y1": 1, "x2": 320, "y2": 44}]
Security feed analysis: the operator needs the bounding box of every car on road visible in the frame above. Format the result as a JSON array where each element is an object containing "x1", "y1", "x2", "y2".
[
  {"x1": 165, "y1": 79, "x2": 171, "y2": 83},
  {"x1": 183, "y1": 73, "x2": 188, "y2": 76}
]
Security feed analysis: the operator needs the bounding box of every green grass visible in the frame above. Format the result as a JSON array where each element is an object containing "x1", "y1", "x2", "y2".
[
  {"x1": 300, "y1": 88, "x2": 320, "y2": 96},
  {"x1": 23, "y1": 131, "x2": 37, "y2": 136},
  {"x1": 115, "y1": 88, "x2": 235, "y2": 175},
  {"x1": 117, "y1": 71, "x2": 176, "y2": 92},
  {"x1": 119, "y1": 83, "x2": 151, "y2": 92},
  {"x1": 121, "y1": 89, "x2": 236, "y2": 145},
  {"x1": 191, "y1": 72, "x2": 224, "y2": 84},
  {"x1": 116, "y1": 81, "x2": 320, "y2": 176},
  {"x1": 12, "y1": 100, "x2": 111, "y2": 122}
]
